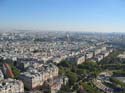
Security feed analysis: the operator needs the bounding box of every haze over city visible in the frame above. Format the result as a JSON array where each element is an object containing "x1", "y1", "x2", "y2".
[{"x1": 0, "y1": 0, "x2": 125, "y2": 32}]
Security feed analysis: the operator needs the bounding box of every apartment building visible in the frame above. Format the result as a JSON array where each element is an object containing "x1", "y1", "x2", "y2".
[{"x1": 0, "y1": 78, "x2": 24, "y2": 93}]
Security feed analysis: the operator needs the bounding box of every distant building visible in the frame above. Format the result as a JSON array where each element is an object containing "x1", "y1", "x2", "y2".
[
  {"x1": 42, "y1": 76, "x2": 68, "y2": 93},
  {"x1": 94, "y1": 55, "x2": 104, "y2": 62},
  {"x1": 77, "y1": 55, "x2": 86, "y2": 64},
  {"x1": 51, "y1": 57, "x2": 63, "y2": 64},
  {"x1": 0, "y1": 69, "x2": 4, "y2": 81},
  {"x1": 65, "y1": 55, "x2": 85, "y2": 65},
  {"x1": 0, "y1": 78, "x2": 24, "y2": 93},
  {"x1": 109, "y1": 49, "x2": 113, "y2": 53},
  {"x1": 16, "y1": 58, "x2": 44, "y2": 71},
  {"x1": 101, "y1": 51, "x2": 109, "y2": 57},
  {"x1": 19, "y1": 63, "x2": 59, "y2": 90},
  {"x1": 94, "y1": 49, "x2": 102, "y2": 56},
  {"x1": 100, "y1": 46, "x2": 107, "y2": 52},
  {"x1": 85, "y1": 52, "x2": 93, "y2": 59}
]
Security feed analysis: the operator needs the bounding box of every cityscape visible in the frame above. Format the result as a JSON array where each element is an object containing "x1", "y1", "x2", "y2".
[
  {"x1": 0, "y1": 31, "x2": 124, "y2": 93},
  {"x1": 0, "y1": 0, "x2": 125, "y2": 93}
]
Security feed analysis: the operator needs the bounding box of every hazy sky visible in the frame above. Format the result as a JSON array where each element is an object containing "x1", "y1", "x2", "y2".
[{"x1": 0, "y1": 0, "x2": 125, "y2": 32}]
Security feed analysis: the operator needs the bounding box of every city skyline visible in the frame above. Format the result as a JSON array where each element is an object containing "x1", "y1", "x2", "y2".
[{"x1": 0, "y1": 0, "x2": 125, "y2": 32}]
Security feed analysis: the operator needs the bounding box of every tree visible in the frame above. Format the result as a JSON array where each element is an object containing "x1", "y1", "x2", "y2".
[
  {"x1": 66, "y1": 71, "x2": 78, "y2": 85},
  {"x1": 10, "y1": 64, "x2": 20, "y2": 79},
  {"x1": 58, "y1": 61, "x2": 71, "y2": 68},
  {"x1": 77, "y1": 69, "x2": 87, "y2": 75},
  {"x1": 110, "y1": 77, "x2": 125, "y2": 88},
  {"x1": 81, "y1": 82, "x2": 100, "y2": 93}
]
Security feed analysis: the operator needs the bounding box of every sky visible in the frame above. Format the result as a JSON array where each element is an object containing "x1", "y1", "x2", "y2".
[{"x1": 0, "y1": 0, "x2": 125, "y2": 32}]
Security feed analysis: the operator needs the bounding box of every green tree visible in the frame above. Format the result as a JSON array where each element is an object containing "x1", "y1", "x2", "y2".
[
  {"x1": 110, "y1": 77, "x2": 125, "y2": 88},
  {"x1": 10, "y1": 64, "x2": 20, "y2": 79},
  {"x1": 66, "y1": 71, "x2": 78, "y2": 85},
  {"x1": 58, "y1": 61, "x2": 71, "y2": 68}
]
